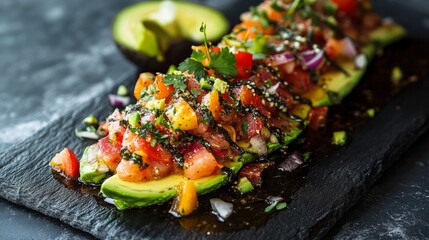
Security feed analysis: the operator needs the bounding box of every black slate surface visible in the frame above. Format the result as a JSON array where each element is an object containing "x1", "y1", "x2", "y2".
[{"x1": 1, "y1": 0, "x2": 429, "y2": 239}]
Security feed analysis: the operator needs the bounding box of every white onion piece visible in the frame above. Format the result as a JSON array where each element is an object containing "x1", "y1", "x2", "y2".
[
  {"x1": 266, "y1": 196, "x2": 284, "y2": 204},
  {"x1": 271, "y1": 51, "x2": 294, "y2": 66},
  {"x1": 210, "y1": 198, "x2": 233, "y2": 222},
  {"x1": 250, "y1": 135, "x2": 267, "y2": 156},
  {"x1": 108, "y1": 94, "x2": 130, "y2": 108},
  {"x1": 104, "y1": 198, "x2": 115, "y2": 205},
  {"x1": 301, "y1": 49, "x2": 324, "y2": 70},
  {"x1": 267, "y1": 82, "x2": 281, "y2": 95},
  {"x1": 342, "y1": 37, "x2": 357, "y2": 58},
  {"x1": 75, "y1": 129, "x2": 103, "y2": 140},
  {"x1": 355, "y1": 54, "x2": 367, "y2": 69}
]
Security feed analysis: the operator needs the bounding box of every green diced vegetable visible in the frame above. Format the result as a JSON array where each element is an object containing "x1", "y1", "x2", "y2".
[
  {"x1": 237, "y1": 177, "x2": 254, "y2": 194},
  {"x1": 129, "y1": 112, "x2": 141, "y2": 128},
  {"x1": 83, "y1": 114, "x2": 98, "y2": 125},
  {"x1": 366, "y1": 108, "x2": 375, "y2": 118},
  {"x1": 391, "y1": 66, "x2": 403, "y2": 86},
  {"x1": 117, "y1": 85, "x2": 129, "y2": 96},
  {"x1": 332, "y1": 131, "x2": 347, "y2": 146},
  {"x1": 200, "y1": 78, "x2": 212, "y2": 91},
  {"x1": 213, "y1": 78, "x2": 228, "y2": 93}
]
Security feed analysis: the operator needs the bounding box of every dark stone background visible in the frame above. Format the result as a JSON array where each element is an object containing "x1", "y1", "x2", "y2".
[{"x1": 0, "y1": 0, "x2": 427, "y2": 239}]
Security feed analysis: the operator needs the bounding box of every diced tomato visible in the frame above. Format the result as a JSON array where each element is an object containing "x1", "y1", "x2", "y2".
[
  {"x1": 281, "y1": 67, "x2": 314, "y2": 94},
  {"x1": 116, "y1": 159, "x2": 153, "y2": 182},
  {"x1": 122, "y1": 129, "x2": 173, "y2": 164},
  {"x1": 97, "y1": 136, "x2": 122, "y2": 172},
  {"x1": 235, "y1": 85, "x2": 272, "y2": 118},
  {"x1": 166, "y1": 98, "x2": 199, "y2": 131},
  {"x1": 308, "y1": 106, "x2": 329, "y2": 130},
  {"x1": 238, "y1": 162, "x2": 272, "y2": 186},
  {"x1": 202, "y1": 90, "x2": 221, "y2": 121},
  {"x1": 331, "y1": 0, "x2": 357, "y2": 15},
  {"x1": 134, "y1": 72, "x2": 155, "y2": 100},
  {"x1": 183, "y1": 142, "x2": 220, "y2": 180},
  {"x1": 233, "y1": 21, "x2": 264, "y2": 41},
  {"x1": 324, "y1": 38, "x2": 344, "y2": 59},
  {"x1": 234, "y1": 51, "x2": 253, "y2": 79},
  {"x1": 154, "y1": 75, "x2": 174, "y2": 100},
  {"x1": 49, "y1": 148, "x2": 80, "y2": 178},
  {"x1": 170, "y1": 180, "x2": 198, "y2": 216}
]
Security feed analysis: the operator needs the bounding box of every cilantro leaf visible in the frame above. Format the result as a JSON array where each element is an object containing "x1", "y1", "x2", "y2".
[
  {"x1": 178, "y1": 58, "x2": 206, "y2": 80},
  {"x1": 209, "y1": 48, "x2": 237, "y2": 79},
  {"x1": 162, "y1": 73, "x2": 187, "y2": 91}
]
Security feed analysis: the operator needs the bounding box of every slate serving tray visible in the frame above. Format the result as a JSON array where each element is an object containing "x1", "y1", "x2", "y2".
[{"x1": 1, "y1": 1, "x2": 429, "y2": 240}]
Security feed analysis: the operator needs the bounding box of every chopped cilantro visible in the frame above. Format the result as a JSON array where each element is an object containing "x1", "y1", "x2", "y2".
[
  {"x1": 178, "y1": 58, "x2": 206, "y2": 80},
  {"x1": 190, "y1": 89, "x2": 201, "y2": 97},
  {"x1": 209, "y1": 47, "x2": 237, "y2": 79},
  {"x1": 162, "y1": 73, "x2": 187, "y2": 91}
]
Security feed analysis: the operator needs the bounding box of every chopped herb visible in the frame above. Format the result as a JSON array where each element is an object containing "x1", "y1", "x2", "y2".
[
  {"x1": 178, "y1": 57, "x2": 206, "y2": 80},
  {"x1": 264, "y1": 202, "x2": 277, "y2": 213},
  {"x1": 209, "y1": 47, "x2": 237, "y2": 79},
  {"x1": 190, "y1": 89, "x2": 201, "y2": 97},
  {"x1": 162, "y1": 73, "x2": 187, "y2": 91},
  {"x1": 150, "y1": 139, "x2": 157, "y2": 147}
]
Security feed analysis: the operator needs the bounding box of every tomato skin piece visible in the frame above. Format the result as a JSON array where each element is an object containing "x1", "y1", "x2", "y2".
[
  {"x1": 331, "y1": 0, "x2": 357, "y2": 15},
  {"x1": 97, "y1": 136, "x2": 122, "y2": 172},
  {"x1": 308, "y1": 106, "x2": 329, "y2": 130},
  {"x1": 183, "y1": 142, "x2": 220, "y2": 180},
  {"x1": 49, "y1": 148, "x2": 80, "y2": 178},
  {"x1": 238, "y1": 162, "x2": 272, "y2": 186},
  {"x1": 235, "y1": 51, "x2": 253, "y2": 79}
]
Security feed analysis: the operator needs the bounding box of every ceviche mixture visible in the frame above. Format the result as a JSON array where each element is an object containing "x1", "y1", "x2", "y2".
[{"x1": 50, "y1": 0, "x2": 404, "y2": 218}]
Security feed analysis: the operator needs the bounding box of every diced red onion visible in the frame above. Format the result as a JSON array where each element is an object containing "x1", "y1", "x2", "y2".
[
  {"x1": 278, "y1": 151, "x2": 303, "y2": 172},
  {"x1": 354, "y1": 54, "x2": 367, "y2": 69},
  {"x1": 250, "y1": 135, "x2": 267, "y2": 156},
  {"x1": 300, "y1": 49, "x2": 324, "y2": 70},
  {"x1": 271, "y1": 51, "x2": 295, "y2": 66},
  {"x1": 267, "y1": 82, "x2": 280, "y2": 95},
  {"x1": 108, "y1": 94, "x2": 130, "y2": 108},
  {"x1": 210, "y1": 198, "x2": 233, "y2": 222},
  {"x1": 342, "y1": 37, "x2": 357, "y2": 58}
]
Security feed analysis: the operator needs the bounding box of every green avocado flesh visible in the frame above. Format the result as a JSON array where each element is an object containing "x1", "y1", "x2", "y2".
[
  {"x1": 302, "y1": 24, "x2": 406, "y2": 107},
  {"x1": 112, "y1": 1, "x2": 228, "y2": 58},
  {"x1": 79, "y1": 144, "x2": 109, "y2": 184},
  {"x1": 101, "y1": 161, "x2": 244, "y2": 210}
]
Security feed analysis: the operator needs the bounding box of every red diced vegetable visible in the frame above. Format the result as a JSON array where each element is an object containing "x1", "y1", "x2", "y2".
[{"x1": 49, "y1": 148, "x2": 80, "y2": 178}]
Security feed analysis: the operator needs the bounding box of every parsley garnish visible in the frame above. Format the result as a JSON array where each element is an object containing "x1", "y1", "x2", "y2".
[
  {"x1": 162, "y1": 73, "x2": 187, "y2": 91},
  {"x1": 178, "y1": 23, "x2": 238, "y2": 80},
  {"x1": 209, "y1": 47, "x2": 237, "y2": 79}
]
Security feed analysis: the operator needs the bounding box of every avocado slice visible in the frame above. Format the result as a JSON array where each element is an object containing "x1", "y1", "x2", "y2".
[
  {"x1": 113, "y1": 1, "x2": 228, "y2": 69},
  {"x1": 101, "y1": 159, "x2": 244, "y2": 210},
  {"x1": 79, "y1": 144, "x2": 109, "y2": 184},
  {"x1": 301, "y1": 23, "x2": 406, "y2": 107}
]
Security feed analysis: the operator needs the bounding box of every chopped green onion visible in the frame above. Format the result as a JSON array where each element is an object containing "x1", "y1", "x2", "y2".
[
  {"x1": 264, "y1": 202, "x2": 277, "y2": 213},
  {"x1": 275, "y1": 202, "x2": 287, "y2": 210},
  {"x1": 117, "y1": 85, "x2": 129, "y2": 96},
  {"x1": 83, "y1": 114, "x2": 98, "y2": 125}
]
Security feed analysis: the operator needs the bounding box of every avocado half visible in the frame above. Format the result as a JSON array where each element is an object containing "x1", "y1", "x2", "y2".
[
  {"x1": 301, "y1": 23, "x2": 406, "y2": 107},
  {"x1": 113, "y1": 1, "x2": 229, "y2": 72}
]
